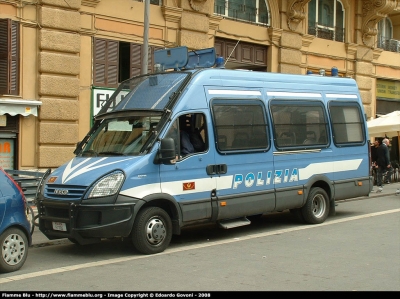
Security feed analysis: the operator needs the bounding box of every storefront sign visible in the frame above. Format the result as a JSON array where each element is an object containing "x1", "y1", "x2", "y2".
[
  {"x1": 92, "y1": 87, "x2": 117, "y2": 118},
  {"x1": 0, "y1": 115, "x2": 6, "y2": 126},
  {"x1": 92, "y1": 87, "x2": 131, "y2": 126},
  {"x1": 376, "y1": 80, "x2": 400, "y2": 100},
  {"x1": 0, "y1": 139, "x2": 14, "y2": 169}
]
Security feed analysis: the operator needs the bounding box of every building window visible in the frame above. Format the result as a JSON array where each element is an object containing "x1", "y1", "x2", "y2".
[
  {"x1": 93, "y1": 38, "x2": 162, "y2": 88},
  {"x1": 377, "y1": 17, "x2": 399, "y2": 53},
  {"x1": 0, "y1": 19, "x2": 20, "y2": 95},
  {"x1": 214, "y1": 38, "x2": 267, "y2": 70},
  {"x1": 308, "y1": 0, "x2": 345, "y2": 42},
  {"x1": 214, "y1": 0, "x2": 270, "y2": 26}
]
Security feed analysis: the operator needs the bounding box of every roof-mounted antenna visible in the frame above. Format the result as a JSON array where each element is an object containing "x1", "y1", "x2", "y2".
[{"x1": 224, "y1": 39, "x2": 241, "y2": 67}]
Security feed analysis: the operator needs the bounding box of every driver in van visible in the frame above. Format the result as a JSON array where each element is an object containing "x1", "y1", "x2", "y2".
[
  {"x1": 165, "y1": 116, "x2": 195, "y2": 162},
  {"x1": 180, "y1": 129, "x2": 194, "y2": 156}
]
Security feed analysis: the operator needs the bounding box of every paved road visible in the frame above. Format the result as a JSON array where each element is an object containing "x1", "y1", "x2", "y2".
[
  {"x1": 1, "y1": 183, "x2": 399, "y2": 292},
  {"x1": 28, "y1": 182, "x2": 400, "y2": 246}
]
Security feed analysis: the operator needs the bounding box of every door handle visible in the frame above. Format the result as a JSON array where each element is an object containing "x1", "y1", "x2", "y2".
[{"x1": 206, "y1": 164, "x2": 228, "y2": 175}]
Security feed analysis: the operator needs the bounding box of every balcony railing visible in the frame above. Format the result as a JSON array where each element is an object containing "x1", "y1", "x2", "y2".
[
  {"x1": 308, "y1": 23, "x2": 345, "y2": 42},
  {"x1": 377, "y1": 37, "x2": 400, "y2": 53},
  {"x1": 214, "y1": 4, "x2": 268, "y2": 25},
  {"x1": 135, "y1": 0, "x2": 162, "y2": 4}
]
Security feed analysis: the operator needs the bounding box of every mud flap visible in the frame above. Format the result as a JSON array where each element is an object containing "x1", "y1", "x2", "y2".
[{"x1": 329, "y1": 199, "x2": 336, "y2": 216}]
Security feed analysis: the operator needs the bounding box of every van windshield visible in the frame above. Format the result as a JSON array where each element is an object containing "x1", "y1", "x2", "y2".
[
  {"x1": 97, "y1": 72, "x2": 191, "y2": 116},
  {"x1": 80, "y1": 115, "x2": 161, "y2": 157}
]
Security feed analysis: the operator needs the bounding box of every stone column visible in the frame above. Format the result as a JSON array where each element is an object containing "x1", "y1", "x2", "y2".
[
  {"x1": 268, "y1": 28, "x2": 283, "y2": 73},
  {"x1": 178, "y1": 0, "x2": 213, "y2": 49},
  {"x1": 279, "y1": 31, "x2": 303, "y2": 74},
  {"x1": 355, "y1": 46, "x2": 374, "y2": 119},
  {"x1": 37, "y1": 0, "x2": 81, "y2": 167}
]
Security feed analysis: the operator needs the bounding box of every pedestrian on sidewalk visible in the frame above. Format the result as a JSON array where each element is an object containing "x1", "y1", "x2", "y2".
[
  {"x1": 371, "y1": 140, "x2": 379, "y2": 185},
  {"x1": 376, "y1": 138, "x2": 391, "y2": 192},
  {"x1": 382, "y1": 138, "x2": 393, "y2": 184}
]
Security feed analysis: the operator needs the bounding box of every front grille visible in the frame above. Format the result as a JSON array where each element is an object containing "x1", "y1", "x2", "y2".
[
  {"x1": 38, "y1": 200, "x2": 74, "y2": 236},
  {"x1": 45, "y1": 184, "x2": 87, "y2": 200}
]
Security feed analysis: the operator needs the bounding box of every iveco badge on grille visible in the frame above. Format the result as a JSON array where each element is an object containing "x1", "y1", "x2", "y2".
[{"x1": 54, "y1": 189, "x2": 68, "y2": 195}]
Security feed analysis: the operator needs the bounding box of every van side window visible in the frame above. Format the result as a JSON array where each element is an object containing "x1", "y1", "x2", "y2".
[
  {"x1": 212, "y1": 100, "x2": 268, "y2": 151},
  {"x1": 166, "y1": 113, "x2": 208, "y2": 159},
  {"x1": 270, "y1": 100, "x2": 329, "y2": 149},
  {"x1": 329, "y1": 103, "x2": 364, "y2": 145}
]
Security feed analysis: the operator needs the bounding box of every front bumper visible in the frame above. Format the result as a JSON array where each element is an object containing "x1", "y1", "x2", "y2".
[{"x1": 37, "y1": 200, "x2": 136, "y2": 244}]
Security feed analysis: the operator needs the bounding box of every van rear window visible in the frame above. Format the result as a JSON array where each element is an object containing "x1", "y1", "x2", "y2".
[{"x1": 329, "y1": 103, "x2": 365, "y2": 145}]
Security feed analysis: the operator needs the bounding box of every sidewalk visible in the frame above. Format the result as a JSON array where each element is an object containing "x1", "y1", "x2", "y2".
[{"x1": 367, "y1": 181, "x2": 400, "y2": 198}]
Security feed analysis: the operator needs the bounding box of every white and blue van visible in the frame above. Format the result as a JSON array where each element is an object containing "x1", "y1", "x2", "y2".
[{"x1": 37, "y1": 47, "x2": 373, "y2": 254}]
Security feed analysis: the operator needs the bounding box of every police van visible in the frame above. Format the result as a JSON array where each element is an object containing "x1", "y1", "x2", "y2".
[{"x1": 37, "y1": 47, "x2": 373, "y2": 254}]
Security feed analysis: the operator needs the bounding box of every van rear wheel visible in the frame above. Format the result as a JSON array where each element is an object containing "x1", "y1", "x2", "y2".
[
  {"x1": 132, "y1": 207, "x2": 172, "y2": 255},
  {"x1": 301, "y1": 187, "x2": 329, "y2": 224}
]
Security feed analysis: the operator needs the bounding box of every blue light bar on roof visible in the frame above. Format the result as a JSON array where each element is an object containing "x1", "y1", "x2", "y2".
[
  {"x1": 186, "y1": 47, "x2": 216, "y2": 69},
  {"x1": 154, "y1": 46, "x2": 189, "y2": 71},
  {"x1": 154, "y1": 46, "x2": 217, "y2": 71}
]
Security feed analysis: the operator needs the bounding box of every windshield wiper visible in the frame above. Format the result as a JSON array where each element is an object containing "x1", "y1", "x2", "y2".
[
  {"x1": 98, "y1": 151, "x2": 124, "y2": 156},
  {"x1": 81, "y1": 150, "x2": 98, "y2": 157}
]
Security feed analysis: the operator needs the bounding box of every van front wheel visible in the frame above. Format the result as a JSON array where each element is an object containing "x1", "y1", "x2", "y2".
[
  {"x1": 132, "y1": 207, "x2": 172, "y2": 255},
  {"x1": 301, "y1": 187, "x2": 329, "y2": 224}
]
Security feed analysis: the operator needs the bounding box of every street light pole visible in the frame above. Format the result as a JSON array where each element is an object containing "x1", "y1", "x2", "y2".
[{"x1": 141, "y1": 0, "x2": 149, "y2": 75}]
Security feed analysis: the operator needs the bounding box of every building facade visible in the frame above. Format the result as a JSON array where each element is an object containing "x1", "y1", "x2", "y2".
[{"x1": 0, "y1": 0, "x2": 399, "y2": 170}]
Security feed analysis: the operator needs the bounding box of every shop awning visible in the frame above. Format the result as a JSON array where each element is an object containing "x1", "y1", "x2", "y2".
[{"x1": 0, "y1": 99, "x2": 42, "y2": 116}]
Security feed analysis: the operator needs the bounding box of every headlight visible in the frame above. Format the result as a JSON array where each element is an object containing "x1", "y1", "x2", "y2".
[{"x1": 88, "y1": 171, "x2": 125, "y2": 198}]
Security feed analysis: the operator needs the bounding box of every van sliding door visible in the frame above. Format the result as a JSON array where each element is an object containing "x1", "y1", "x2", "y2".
[
  {"x1": 208, "y1": 91, "x2": 275, "y2": 220},
  {"x1": 269, "y1": 97, "x2": 332, "y2": 210}
]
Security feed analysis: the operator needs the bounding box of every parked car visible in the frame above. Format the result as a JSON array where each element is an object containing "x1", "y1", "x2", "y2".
[{"x1": 0, "y1": 167, "x2": 31, "y2": 273}]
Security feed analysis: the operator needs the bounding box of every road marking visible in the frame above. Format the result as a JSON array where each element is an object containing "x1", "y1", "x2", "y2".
[{"x1": 1, "y1": 208, "x2": 399, "y2": 284}]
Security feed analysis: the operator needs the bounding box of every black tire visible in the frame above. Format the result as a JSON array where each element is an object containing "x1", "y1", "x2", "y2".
[
  {"x1": 0, "y1": 227, "x2": 29, "y2": 273},
  {"x1": 26, "y1": 205, "x2": 35, "y2": 235},
  {"x1": 68, "y1": 238, "x2": 80, "y2": 245},
  {"x1": 132, "y1": 207, "x2": 172, "y2": 255},
  {"x1": 33, "y1": 213, "x2": 40, "y2": 228},
  {"x1": 290, "y1": 208, "x2": 305, "y2": 223},
  {"x1": 301, "y1": 187, "x2": 329, "y2": 224}
]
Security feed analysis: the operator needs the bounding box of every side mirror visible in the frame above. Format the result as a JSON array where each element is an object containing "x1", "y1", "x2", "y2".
[{"x1": 158, "y1": 137, "x2": 176, "y2": 164}]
